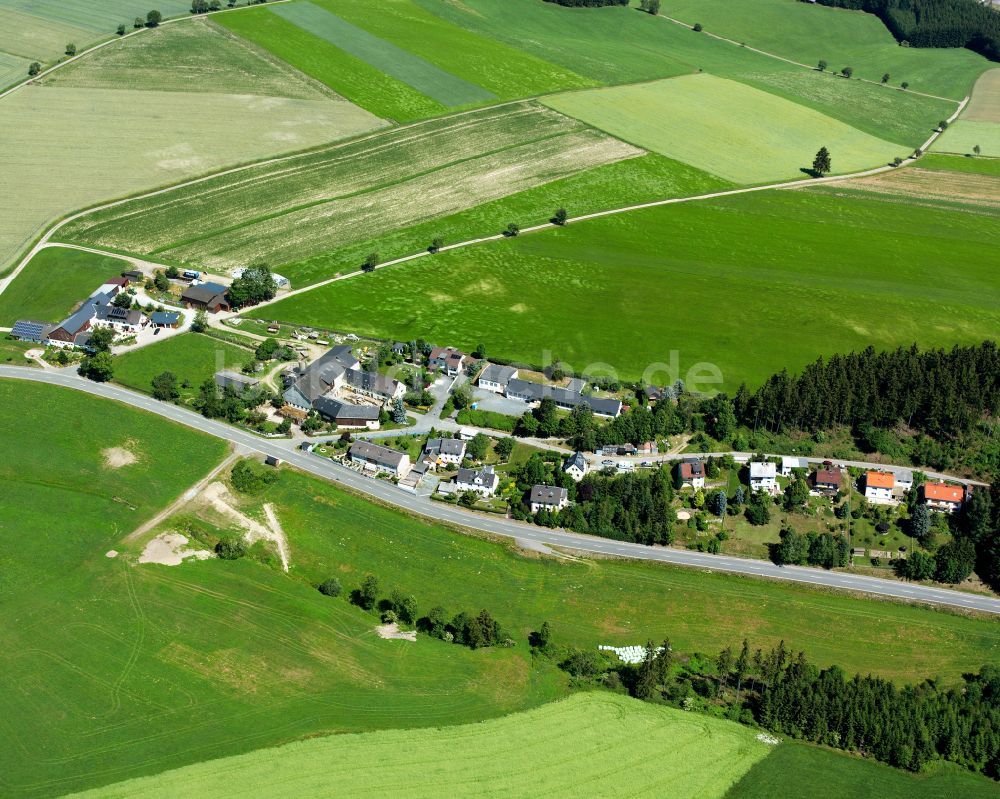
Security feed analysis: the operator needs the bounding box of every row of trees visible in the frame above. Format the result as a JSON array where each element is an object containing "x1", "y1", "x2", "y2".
[
  {"x1": 542, "y1": 0, "x2": 628, "y2": 6},
  {"x1": 808, "y1": 0, "x2": 1000, "y2": 61}
]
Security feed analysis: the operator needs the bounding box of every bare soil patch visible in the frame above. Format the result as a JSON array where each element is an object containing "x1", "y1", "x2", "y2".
[
  {"x1": 138, "y1": 532, "x2": 213, "y2": 566},
  {"x1": 832, "y1": 168, "x2": 1000, "y2": 209},
  {"x1": 376, "y1": 623, "x2": 417, "y2": 641},
  {"x1": 102, "y1": 446, "x2": 138, "y2": 469}
]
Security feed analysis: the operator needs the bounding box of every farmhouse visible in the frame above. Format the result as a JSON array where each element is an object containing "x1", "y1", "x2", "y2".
[
  {"x1": 214, "y1": 370, "x2": 260, "y2": 394},
  {"x1": 504, "y1": 378, "x2": 622, "y2": 418},
  {"x1": 530, "y1": 485, "x2": 569, "y2": 514},
  {"x1": 10, "y1": 319, "x2": 54, "y2": 343},
  {"x1": 150, "y1": 311, "x2": 181, "y2": 328},
  {"x1": 864, "y1": 471, "x2": 896, "y2": 504},
  {"x1": 428, "y1": 346, "x2": 467, "y2": 376},
  {"x1": 181, "y1": 282, "x2": 230, "y2": 313},
  {"x1": 677, "y1": 458, "x2": 705, "y2": 489},
  {"x1": 477, "y1": 363, "x2": 519, "y2": 393},
  {"x1": 781, "y1": 456, "x2": 808, "y2": 477},
  {"x1": 454, "y1": 465, "x2": 499, "y2": 497},
  {"x1": 312, "y1": 397, "x2": 380, "y2": 429},
  {"x1": 424, "y1": 437, "x2": 467, "y2": 466},
  {"x1": 46, "y1": 294, "x2": 107, "y2": 346},
  {"x1": 343, "y1": 368, "x2": 405, "y2": 402},
  {"x1": 563, "y1": 451, "x2": 588, "y2": 482},
  {"x1": 349, "y1": 440, "x2": 410, "y2": 478},
  {"x1": 812, "y1": 468, "x2": 843, "y2": 494},
  {"x1": 922, "y1": 482, "x2": 965, "y2": 513},
  {"x1": 92, "y1": 304, "x2": 148, "y2": 335},
  {"x1": 749, "y1": 461, "x2": 778, "y2": 494}
]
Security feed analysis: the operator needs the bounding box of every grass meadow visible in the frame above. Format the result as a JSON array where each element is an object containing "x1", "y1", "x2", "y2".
[
  {"x1": 543, "y1": 74, "x2": 906, "y2": 183},
  {"x1": 725, "y1": 740, "x2": 1000, "y2": 799},
  {"x1": 0, "y1": 247, "x2": 126, "y2": 325},
  {"x1": 933, "y1": 120, "x2": 1000, "y2": 158},
  {"x1": 920, "y1": 153, "x2": 1000, "y2": 177},
  {"x1": 0, "y1": 336, "x2": 36, "y2": 365},
  {"x1": 266, "y1": 188, "x2": 1000, "y2": 389},
  {"x1": 71, "y1": 693, "x2": 768, "y2": 798},
  {"x1": 113, "y1": 333, "x2": 254, "y2": 401},
  {"x1": 60, "y1": 102, "x2": 639, "y2": 275},
  {"x1": 664, "y1": 0, "x2": 990, "y2": 100},
  {"x1": 962, "y1": 68, "x2": 1000, "y2": 123}
]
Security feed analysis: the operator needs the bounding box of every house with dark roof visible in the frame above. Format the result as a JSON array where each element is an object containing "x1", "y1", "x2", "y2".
[
  {"x1": 477, "y1": 363, "x2": 519, "y2": 393},
  {"x1": 344, "y1": 368, "x2": 405, "y2": 402},
  {"x1": 93, "y1": 304, "x2": 148, "y2": 335},
  {"x1": 454, "y1": 465, "x2": 499, "y2": 497},
  {"x1": 121, "y1": 270, "x2": 144, "y2": 283},
  {"x1": 424, "y1": 437, "x2": 466, "y2": 466},
  {"x1": 504, "y1": 378, "x2": 622, "y2": 418},
  {"x1": 349, "y1": 440, "x2": 410, "y2": 478},
  {"x1": 530, "y1": 485, "x2": 569, "y2": 514},
  {"x1": 428, "y1": 346, "x2": 466, "y2": 376},
  {"x1": 150, "y1": 311, "x2": 181, "y2": 328},
  {"x1": 181, "y1": 282, "x2": 230, "y2": 313},
  {"x1": 677, "y1": 457, "x2": 705, "y2": 489},
  {"x1": 10, "y1": 320, "x2": 54, "y2": 343},
  {"x1": 313, "y1": 397, "x2": 380, "y2": 429},
  {"x1": 46, "y1": 292, "x2": 111, "y2": 346},
  {"x1": 563, "y1": 451, "x2": 588, "y2": 482},
  {"x1": 214, "y1": 370, "x2": 260, "y2": 394},
  {"x1": 812, "y1": 468, "x2": 842, "y2": 494}
]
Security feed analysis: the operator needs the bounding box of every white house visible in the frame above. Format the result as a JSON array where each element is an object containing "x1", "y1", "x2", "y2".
[
  {"x1": 454, "y1": 465, "x2": 499, "y2": 497},
  {"x1": 864, "y1": 471, "x2": 895, "y2": 504},
  {"x1": 530, "y1": 484, "x2": 569, "y2": 514},
  {"x1": 424, "y1": 437, "x2": 466, "y2": 467},
  {"x1": 477, "y1": 363, "x2": 519, "y2": 394},
  {"x1": 563, "y1": 452, "x2": 588, "y2": 482},
  {"x1": 893, "y1": 469, "x2": 913, "y2": 496},
  {"x1": 780, "y1": 456, "x2": 808, "y2": 477},
  {"x1": 749, "y1": 461, "x2": 778, "y2": 494},
  {"x1": 349, "y1": 440, "x2": 410, "y2": 479},
  {"x1": 677, "y1": 458, "x2": 705, "y2": 489},
  {"x1": 922, "y1": 482, "x2": 965, "y2": 513}
]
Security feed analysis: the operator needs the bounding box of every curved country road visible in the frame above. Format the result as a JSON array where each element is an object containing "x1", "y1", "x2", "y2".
[{"x1": 3, "y1": 365, "x2": 999, "y2": 616}]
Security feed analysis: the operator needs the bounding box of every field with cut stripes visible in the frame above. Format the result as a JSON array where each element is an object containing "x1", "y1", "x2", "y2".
[{"x1": 60, "y1": 102, "x2": 640, "y2": 277}]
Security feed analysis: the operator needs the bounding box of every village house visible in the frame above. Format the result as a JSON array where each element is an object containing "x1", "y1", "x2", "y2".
[
  {"x1": 864, "y1": 470, "x2": 896, "y2": 504},
  {"x1": 343, "y1": 368, "x2": 405, "y2": 403},
  {"x1": 812, "y1": 468, "x2": 843, "y2": 494},
  {"x1": 749, "y1": 461, "x2": 778, "y2": 494},
  {"x1": 921, "y1": 482, "x2": 965, "y2": 513},
  {"x1": 477, "y1": 363, "x2": 519, "y2": 394},
  {"x1": 424, "y1": 437, "x2": 467, "y2": 467},
  {"x1": 677, "y1": 457, "x2": 705, "y2": 489},
  {"x1": 428, "y1": 346, "x2": 467, "y2": 376},
  {"x1": 563, "y1": 451, "x2": 588, "y2": 482},
  {"x1": 92, "y1": 304, "x2": 148, "y2": 336},
  {"x1": 454, "y1": 465, "x2": 499, "y2": 497},
  {"x1": 349, "y1": 440, "x2": 410, "y2": 478},
  {"x1": 180, "y1": 282, "x2": 230, "y2": 313},
  {"x1": 504, "y1": 378, "x2": 622, "y2": 418},
  {"x1": 893, "y1": 469, "x2": 914, "y2": 496},
  {"x1": 312, "y1": 397, "x2": 380, "y2": 429},
  {"x1": 16, "y1": 281, "x2": 150, "y2": 349},
  {"x1": 150, "y1": 311, "x2": 182, "y2": 329},
  {"x1": 530, "y1": 485, "x2": 569, "y2": 514}
]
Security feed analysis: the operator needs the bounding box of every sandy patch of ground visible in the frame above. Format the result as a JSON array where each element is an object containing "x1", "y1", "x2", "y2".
[
  {"x1": 676, "y1": 510, "x2": 692, "y2": 521},
  {"x1": 202, "y1": 482, "x2": 290, "y2": 571},
  {"x1": 376, "y1": 623, "x2": 417, "y2": 641},
  {"x1": 139, "y1": 532, "x2": 213, "y2": 566},
  {"x1": 102, "y1": 446, "x2": 138, "y2": 469},
  {"x1": 106, "y1": 550, "x2": 118, "y2": 558}
]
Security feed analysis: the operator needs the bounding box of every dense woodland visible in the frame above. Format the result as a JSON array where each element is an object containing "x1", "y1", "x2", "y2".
[{"x1": 811, "y1": 0, "x2": 1000, "y2": 60}]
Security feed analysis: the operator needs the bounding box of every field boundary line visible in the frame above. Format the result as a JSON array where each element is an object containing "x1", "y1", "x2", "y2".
[{"x1": 655, "y1": 13, "x2": 963, "y2": 104}]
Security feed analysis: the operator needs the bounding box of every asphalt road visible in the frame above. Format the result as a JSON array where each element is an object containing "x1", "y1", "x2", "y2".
[{"x1": 3, "y1": 365, "x2": 999, "y2": 616}]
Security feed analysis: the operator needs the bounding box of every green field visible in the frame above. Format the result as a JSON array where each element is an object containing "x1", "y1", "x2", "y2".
[
  {"x1": 934, "y1": 120, "x2": 1000, "y2": 158},
  {"x1": 920, "y1": 152, "x2": 1000, "y2": 177},
  {"x1": 664, "y1": 0, "x2": 990, "y2": 100},
  {"x1": 0, "y1": 336, "x2": 36, "y2": 365},
  {"x1": 0, "y1": 48, "x2": 29, "y2": 88},
  {"x1": 71, "y1": 693, "x2": 768, "y2": 798},
  {"x1": 59, "y1": 102, "x2": 640, "y2": 275},
  {"x1": 544, "y1": 74, "x2": 906, "y2": 183},
  {"x1": 113, "y1": 333, "x2": 254, "y2": 401},
  {"x1": 265, "y1": 187, "x2": 1000, "y2": 388},
  {"x1": 0, "y1": 247, "x2": 126, "y2": 325},
  {"x1": 726, "y1": 740, "x2": 1000, "y2": 799},
  {"x1": 44, "y1": 19, "x2": 332, "y2": 99},
  {"x1": 963, "y1": 68, "x2": 1000, "y2": 123}
]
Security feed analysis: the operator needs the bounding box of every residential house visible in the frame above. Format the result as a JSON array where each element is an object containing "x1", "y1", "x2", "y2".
[
  {"x1": 312, "y1": 397, "x2": 380, "y2": 429},
  {"x1": 349, "y1": 440, "x2": 411, "y2": 478},
  {"x1": 749, "y1": 461, "x2": 778, "y2": 494},
  {"x1": 282, "y1": 345, "x2": 361, "y2": 409},
  {"x1": 46, "y1": 293, "x2": 110, "y2": 347},
  {"x1": 893, "y1": 469, "x2": 914, "y2": 496},
  {"x1": 454, "y1": 465, "x2": 499, "y2": 497},
  {"x1": 504, "y1": 378, "x2": 622, "y2": 418},
  {"x1": 530, "y1": 485, "x2": 569, "y2": 514},
  {"x1": 781, "y1": 456, "x2": 808, "y2": 477},
  {"x1": 477, "y1": 363, "x2": 519, "y2": 394},
  {"x1": 864, "y1": 471, "x2": 895, "y2": 503},
  {"x1": 424, "y1": 437, "x2": 467, "y2": 466},
  {"x1": 428, "y1": 347, "x2": 467, "y2": 376},
  {"x1": 92, "y1": 304, "x2": 148, "y2": 335},
  {"x1": 181, "y1": 282, "x2": 230, "y2": 313},
  {"x1": 637, "y1": 441, "x2": 658, "y2": 457},
  {"x1": 343, "y1": 368, "x2": 405, "y2": 402},
  {"x1": 10, "y1": 320, "x2": 54, "y2": 343},
  {"x1": 150, "y1": 311, "x2": 181, "y2": 328},
  {"x1": 677, "y1": 457, "x2": 705, "y2": 489},
  {"x1": 95, "y1": 276, "x2": 130, "y2": 296},
  {"x1": 922, "y1": 482, "x2": 965, "y2": 513},
  {"x1": 812, "y1": 468, "x2": 843, "y2": 494},
  {"x1": 214, "y1": 370, "x2": 261, "y2": 394},
  {"x1": 563, "y1": 451, "x2": 588, "y2": 482},
  {"x1": 601, "y1": 443, "x2": 637, "y2": 457}
]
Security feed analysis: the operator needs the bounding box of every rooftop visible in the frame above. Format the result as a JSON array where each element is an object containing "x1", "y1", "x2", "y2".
[{"x1": 866, "y1": 471, "x2": 895, "y2": 489}]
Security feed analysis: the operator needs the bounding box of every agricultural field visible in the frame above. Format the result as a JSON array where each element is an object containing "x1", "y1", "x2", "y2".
[
  {"x1": 934, "y1": 121, "x2": 1000, "y2": 158},
  {"x1": 71, "y1": 693, "x2": 768, "y2": 799},
  {"x1": 920, "y1": 152, "x2": 1000, "y2": 177},
  {"x1": 0, "y1": 247, "x2": 127, "y2": 325},
  {"x1": 59, "y1": 102, "x2": 641, "y2": 276},
  {"x1": 266, "y1": 187, "x2": 1000, "y2": 389},
  {"x1": 726, "y1": 740, "x2": 1000, "y2": 799},
  {"x1": 219, "y1": 0, "x2": 592, "y2": 122},
  {"x1": 113, "y1": 333, "x2": 255, "y2": 402},
  {"x1": 0, "y1": 20, "x2": 385, "y2": 274},
  {"x1": 543, "y1": 74, "x2": 906, "y2": 183},
  {"x1": 664, "y1": 0, "x2": 990, "y2": 100},
  {"x1": 0, "y1": 0, "x2": 192, "y2": 68}
]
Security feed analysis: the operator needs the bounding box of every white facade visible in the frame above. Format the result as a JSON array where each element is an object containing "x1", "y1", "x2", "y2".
[{"x1": 749, "y1": 462, "x2": 778, "y2": 494}]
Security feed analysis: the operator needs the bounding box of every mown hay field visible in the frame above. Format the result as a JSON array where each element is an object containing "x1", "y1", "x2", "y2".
[
  {"x1": 543, "y1": 74, "x2": 907, "y2": 183},
  {"x1": 70, "y1": 694, "x2": 768, "y2": 799},
  {"x1": 265, "y1": 188, "x2": 1000, "y2": 389},
  {"x1": 0, "y1": 246, "x2": 128, "y2": 325},
  {"x1": 933, "y1": 120, "x2": 1000, "y2": 158},
  {"x1": 962, "y1": 68, "x2": 1000, "y2": 123},
  {"x1": 60, "y1": 102, "x2": 640, "y2": 275},
  {"x1": 664, "y1": 0, "x2": 990, "y2": 100}
]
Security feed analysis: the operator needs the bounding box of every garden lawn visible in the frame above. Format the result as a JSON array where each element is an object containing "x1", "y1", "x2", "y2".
[
  {"x1": 266, "y1": 188, "x2": 1000, "y2": 389},
  {"x1": 543, "y1": 74, "x2": 906, "y2": 184},
  {"x1": 0, "y1": 337, "x2": 35, "y2": 365},
  {"x1": 0, "y1": 246, "x2": 128, "y2": 324},
  {"x1": 933, "y1": 120, "x2": 1000, "y2": 158},
  {"x1": 113, "y1": 333, "x2": 254, "y2": 401},
  {"x1": 664, "y1": 0, "x2": 990, "y2": 100},
  {"x1": 70, "y1": 694, "x2": 768, "y2": 799},
  {"x1": 60, "y1": 102, "x2": 640, "y2": 276},
  {"x1": 725, "y1": 740, "x2": 1000, "y2": 799}
]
